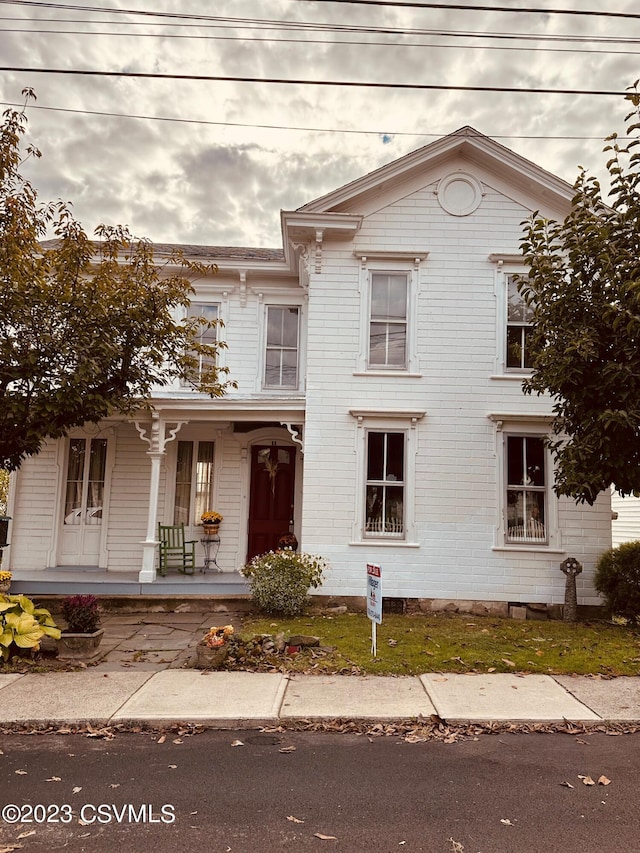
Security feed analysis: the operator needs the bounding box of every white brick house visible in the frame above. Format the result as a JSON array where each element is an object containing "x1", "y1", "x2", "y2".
[{"x1": 6, "y1": 127, "x2": 611, "y2": 606}]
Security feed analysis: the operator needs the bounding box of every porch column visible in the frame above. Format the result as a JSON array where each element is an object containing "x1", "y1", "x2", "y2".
[{"x1": 134, "y1": 412, "x2": 186, "y2": 584}]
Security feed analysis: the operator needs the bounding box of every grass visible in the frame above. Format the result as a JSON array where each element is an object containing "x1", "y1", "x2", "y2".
[{"x1": 241, "y1": 611, "x2": 640, "y2": 676}]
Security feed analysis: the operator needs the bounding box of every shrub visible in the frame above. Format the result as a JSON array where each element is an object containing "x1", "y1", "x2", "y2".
[
  {"x1": 0, "y1": 594, "x2": 61, "y2": 660},
  {"x1": 242, "y1": 550, "x2": 327, "y2": 616},
  {"x1": 594, "y1": 541, "x2": 640, "y2": 623},
  {"x1": 61, "y1": 594, "x2": 101, "y2": 633}
]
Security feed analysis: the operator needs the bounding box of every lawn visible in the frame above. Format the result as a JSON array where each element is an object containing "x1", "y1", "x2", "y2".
[{"x1": 241, "y1": 611, "x2": 640, "y2": 676}]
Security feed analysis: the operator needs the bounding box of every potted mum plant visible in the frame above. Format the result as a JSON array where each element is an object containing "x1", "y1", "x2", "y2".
[
  {"x1": 0, "y1": 570, "x2": 11, "y2": 595},
  {"x1": 195, "y1": 624, "x2": 234, "y2": 669},
  {"x1": 201, "y1": 511, "x2": 223, "y2": 535},
  {"x1": 58, "y1": 594, "x2": 104, "y2": 660}
]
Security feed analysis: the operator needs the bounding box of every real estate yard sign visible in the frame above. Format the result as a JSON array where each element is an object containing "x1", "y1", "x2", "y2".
[{"x1": 367, "y1": 563, "x2": 382, "y2": 657}]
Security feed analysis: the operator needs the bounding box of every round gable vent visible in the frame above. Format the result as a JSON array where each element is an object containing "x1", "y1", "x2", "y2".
[{"x1": 436, "y1": 171, "x2": 483, "y2": 216}]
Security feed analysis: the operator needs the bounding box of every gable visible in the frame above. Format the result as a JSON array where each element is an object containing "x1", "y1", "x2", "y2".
[{"x1": 297, "y1": 126, "x2": 575, "y2": 224}]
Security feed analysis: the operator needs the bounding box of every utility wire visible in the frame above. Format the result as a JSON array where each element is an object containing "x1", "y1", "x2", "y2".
[
  {"x1": 3, "y1": 22, "x2": 640, "y2": 48},
  {"x1": 0, "y1": 98, "x2": 613, "y2": 140},
  {"x1": 2, "y1": 0, "x2": 640, "y2": 23},
  {"x1": 3, "y1": 27, "x2": 638, "y2": 55},
  {"x1": 0, "y1": 67, "x2": 629, "y2": 96}
]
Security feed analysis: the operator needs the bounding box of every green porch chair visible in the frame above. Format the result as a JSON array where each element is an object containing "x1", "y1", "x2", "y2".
[{"x1": 157, "y1": 523, "x2": 197, "y2": 576}]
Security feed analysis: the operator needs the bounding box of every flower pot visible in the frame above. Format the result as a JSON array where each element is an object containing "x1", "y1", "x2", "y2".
[
  {"x1": 58, "y1": 628, "x2": 104, "y2": 660},
  {"x1": 195, "y1": 642, "x2": 228, "y2": 669},
  {"x1": 202, "y1": 524, "x2": 220, "y2": 536},
  {"x1": 0, "y1": 580, "x2": 10, "y2": 595}
]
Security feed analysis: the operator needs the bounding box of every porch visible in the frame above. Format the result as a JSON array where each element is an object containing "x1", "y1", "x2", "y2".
[{"x1": 10, "y1": 566, "x2": 250, "y2": 597}]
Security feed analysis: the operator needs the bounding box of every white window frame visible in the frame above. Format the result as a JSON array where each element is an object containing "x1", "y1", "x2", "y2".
[
  {"x1": 179, "y1": 294, "x2": 228, "y2": 389},
  {"x1": 354, "y1": 252, "x2": 426, "y2": 376},
  {"x1": 172, "y1": 438, "x2": 217, "y2": 528},
  {"x1": 489, "y1": 414, "x2": 563, "y2": 552},
  {"x1": 489, "y1": 255, "x2": 532, "y2": 379},
  {"x1": 263, "y1": 304, "x2": 301, "y2": 390},
  {"x1": 349, "y1": 409, "x2": 424, "y2": 546},
  {"x1": 254, "y1": 290, "x2": 307, "y2": 393}
]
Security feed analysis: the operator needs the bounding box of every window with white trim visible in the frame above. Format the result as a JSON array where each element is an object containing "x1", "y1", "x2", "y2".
[
  {"x1": 506, "y1": 275, "x2": 534, "y2": 370},
  {"x1": 505, "y1": 435, "x2": 547, "y2": 544},
  {"x1": 369, "y1": 273, "x2": 408, "y2": 368},
  {"x1": 365, "y1": 431, "x2": 405, "y2": 537},
  {"x1": 264, "y1": 305, "x2": 299, "y2": 388},
  {"x1": 173, "y1": 440, "x2": 215, "y2": 526},
  {"x1": 181, "y1": 302, "x2": 219, "y2": 387}
]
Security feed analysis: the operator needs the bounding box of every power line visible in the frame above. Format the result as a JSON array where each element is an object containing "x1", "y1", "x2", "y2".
[
  {"x1": 3, "y1": 26, "x2": 639, "y2": 56},
  {"x1": 284, "y1": 0, "x2": 640, "y2": 21},
  {"x1": 3, "y1": 22, "x2": 640, "y2": 48},
  {"x1": 0, "y1": 98, "x2": 613, "y2": 140},
  {"x1": 0, "y1": 67, "x2": 629, "y2": 96},
  {"x1": 2, "y1": 0, "x2": 640, "y2": 23}
]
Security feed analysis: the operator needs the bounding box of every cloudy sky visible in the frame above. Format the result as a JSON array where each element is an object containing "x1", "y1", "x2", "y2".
[{"x1": 0, "y1": 0, "x2": 638, "y2": 248}]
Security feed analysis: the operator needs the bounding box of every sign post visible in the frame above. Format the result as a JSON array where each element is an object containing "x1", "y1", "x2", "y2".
[{"x1": 366, "y1": 563, "x2": 382, "y2": 657}]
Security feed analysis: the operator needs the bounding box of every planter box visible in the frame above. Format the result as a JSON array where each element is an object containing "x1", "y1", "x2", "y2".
[
  {"x1": 58, "y1": 628, "x2": 104, "y2": 660},
  {"x1": 195, "y1": 642, "x2": 228, "y2": 669}
]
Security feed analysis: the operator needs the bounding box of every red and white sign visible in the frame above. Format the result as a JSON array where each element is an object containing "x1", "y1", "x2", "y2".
[{"x1": 366, "y1": 563, "x2": 382, "y2": 625}]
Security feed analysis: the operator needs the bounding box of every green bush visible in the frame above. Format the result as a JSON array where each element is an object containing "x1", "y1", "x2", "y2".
[
  {"x1": 594, "y1": 541, "x2": 640, "y2": 623},
  {"x1": 242, "y1": 550, "x2": 328, "y2": 616}
]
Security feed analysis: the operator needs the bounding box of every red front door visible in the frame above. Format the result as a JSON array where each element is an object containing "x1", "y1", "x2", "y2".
[{"x1": 247, "y1": 445, "x2": 296, "y2": 560}]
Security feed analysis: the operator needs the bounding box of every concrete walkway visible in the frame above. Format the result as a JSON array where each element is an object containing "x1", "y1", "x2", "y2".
[
  {"x1": 1, "y1": 610, "x2": 639, "y2": 728},
  {"x1": 0, "y1": 669, "x2": 639, "y2": 728}
]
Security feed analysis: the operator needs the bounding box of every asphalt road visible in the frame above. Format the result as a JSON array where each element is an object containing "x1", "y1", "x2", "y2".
[{"x1": 0, "y1": 728, "x2": 638, "y2": 852}]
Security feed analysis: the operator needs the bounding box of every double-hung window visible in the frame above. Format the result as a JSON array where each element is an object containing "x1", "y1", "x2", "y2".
[
  {"x1": 181, "y1": 302, "x2": 219, "y2": 388},
  {"x1": 506, "y1": 274, "x2": 534, "y2": 370},
  {"x1": 505, "y1": 435, "x2": 547, "y2": 544},
  {"x1": 369, "y1": 273, "x2": 408, "y2": 368},
  {"x1": 365, "y1": 431, "x2": 405, "y2": 537},
  {"x1": 173, "y1": 440, "x2": 215, "y2": 526},
  {"x1": 264, "y1": 306, "x2": 299, "y2": 389}
]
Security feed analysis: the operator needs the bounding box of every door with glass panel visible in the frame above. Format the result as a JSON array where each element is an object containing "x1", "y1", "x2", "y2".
[{"x1": 59, "y1": 438, "x2": 108, "y2": 565}]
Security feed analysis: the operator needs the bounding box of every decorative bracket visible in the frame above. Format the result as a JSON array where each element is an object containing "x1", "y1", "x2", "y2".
[
  {"x1": 314, "y1": 229, "x2": 323, "y2": 274},
  {"x1": 238, "y1": 270, "x2": 247, "y2": 307},
  {"x1": 134, "y1": 411, "x2": 187, "y2": 454},
  {"x1": 283, "y1": 423, "x2": 304, "y2": 453}
]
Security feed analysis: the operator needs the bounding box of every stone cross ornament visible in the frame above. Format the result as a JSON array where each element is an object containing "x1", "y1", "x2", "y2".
[{"x1": 560, "y1": 557, "x2": 583, "y2": 622}]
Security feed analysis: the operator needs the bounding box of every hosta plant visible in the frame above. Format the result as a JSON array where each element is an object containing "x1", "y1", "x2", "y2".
[
  {"x1": 0, "y1": 594, "x2": 61, "y2": 660},
  {"x1": 242, "y1": 550, "x2": 327, "y2": 616}
]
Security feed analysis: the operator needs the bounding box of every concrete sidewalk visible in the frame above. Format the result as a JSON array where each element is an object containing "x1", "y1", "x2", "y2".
[{"x1": 0, "y1": 670, "x2": 639, "y2": 728}]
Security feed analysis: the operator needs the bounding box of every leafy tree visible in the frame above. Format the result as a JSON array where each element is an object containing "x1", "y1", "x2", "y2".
[
  {"x1": 0, "y1": 91, "x2": 235, "y2": 471},
  {"x1": 520, "y1": 83, "x2": 640, "y2": 505}
]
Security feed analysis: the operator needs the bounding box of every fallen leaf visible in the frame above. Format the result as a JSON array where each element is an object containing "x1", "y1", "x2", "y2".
[
  {"x1": 388, "y1": 639, "x2": 398, "y2": 646},
  {"x1": 487, "y1": 667, "x2": 496, "y2": 673},
  {"x1": 230, "y1": 739, "x2": 244, "y2": 747},
  {"x1": 500, "y1": 819, "x2": 514, "y2": 826},
  {"x1": 72, "y1": 786, "x2": 82, "y2": 794},
  {"x1": 598, "y1": 776, "x2": 612, "y2": 786},
  {"x1": 16, "y1": 831, "x2": 35, "y2": 840},
  {"x1": 157, "y1": 735, "x2": 166, "y2": 744},
  {"x1": 168, "y1": 764, "x2": 177, "y2": 769},
  {"x1": 287, "y1": 815, "x2": 304, "y2": 823},
  {"x1": 579, "y1": 775, "x2": 596, "y2": 786},
  {"x1": 108, "y1": 783, "x2": 120, "y2": 789},
  {"x1": 560, "y1": 781, "x2": 574, "y2": 789},
  {"x1": 279, "y1": 745, "x2": 297, "y2": 753},
  {"x1": 46, "y1": 776, "x2": 62, "y2": 782},
  {"x1": 0, "y1": 845, "x2": 24, "y2": 852},
  {"x1": 14, "y1": 769, "x2": 27, "y2": 775},
  {"x1": 501, "y1": 658, "x2": 516, "y2": 668},
  {"x1": 172, "y1": 738, "x2": 183, "y2": 745},
  {"x1": 314, "y1": 833, "x2": 337, "y2": 840}
]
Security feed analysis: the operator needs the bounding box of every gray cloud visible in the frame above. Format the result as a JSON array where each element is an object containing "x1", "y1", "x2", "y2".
[{"x1": 1, "y1": 0, "x2": 638, "y2": 246}]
